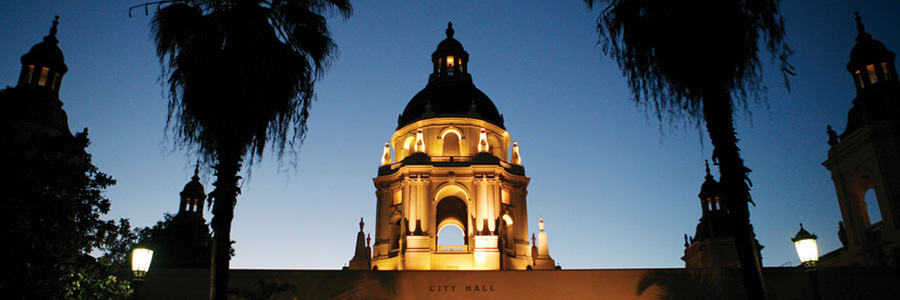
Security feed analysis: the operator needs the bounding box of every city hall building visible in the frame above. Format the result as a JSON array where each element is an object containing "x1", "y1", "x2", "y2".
[{"x1": 7, "y1": 15, "x2": 900, "y2": 300}]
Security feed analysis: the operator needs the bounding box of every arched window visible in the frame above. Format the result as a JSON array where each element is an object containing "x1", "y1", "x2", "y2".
[
  {"x1": 389, "y1": 215, "x2": 402, "y2": 256},
  {"x1": 442, "y1": 132, "x2": 460, "y2": 156},
  {"x1": 864, "y1": 188, "x2": 882, "y2": 225}
]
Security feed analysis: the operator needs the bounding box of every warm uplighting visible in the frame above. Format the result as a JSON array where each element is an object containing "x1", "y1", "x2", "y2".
[
  {"x1": 131, "y1": 247, "x2": 154, "y2": 279},
  {"x1": 791, "y1": 223, "x2": 818, "y2": 268},
  {"x1": 446, "y1": 56, "x2": 455, "y2": 67}
]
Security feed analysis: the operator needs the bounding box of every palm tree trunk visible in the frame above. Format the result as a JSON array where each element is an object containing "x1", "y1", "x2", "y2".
[
  {"x1": 702, "y1": 90, "x2": 767, "y2": 300},
  {"x1": 209, "y1": 145, "x2": 243, "y2": 300}
]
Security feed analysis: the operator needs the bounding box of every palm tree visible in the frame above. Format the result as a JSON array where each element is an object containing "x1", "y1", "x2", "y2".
[
  {"x1": 145, "y1": 1, "x2": 351, "y2": 299},
  {"x1": 585, "y1": 1, "x2": 792, "y2": 299}
]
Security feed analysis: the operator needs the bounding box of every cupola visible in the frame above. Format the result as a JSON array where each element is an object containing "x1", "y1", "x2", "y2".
[
  {"x1": 18, "y1": 16, "x2": 68, "y2": 95},
  {"x1": 698, "y1": 160, "x2": 723, "y2": 214},
  {"x1": 397, "y1": 22, "x2": 505, "y2": 129},
  {"x1": 178, "y1": 164, "x2": 207, "y2": 216},
  {"x1": 430, "y1": 22, "x2": 470, "y2": 82},
  {"x1": 847, "y1": 12, "x2": 897, "y2": 93}
]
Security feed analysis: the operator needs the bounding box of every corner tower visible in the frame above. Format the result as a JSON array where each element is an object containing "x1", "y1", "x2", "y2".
[
  {"x1": 823, "y1": 12, "x2": 900, "y2": 267},
  {"x1": 683, "y1": 161, "x2": 739, "y2": 268},
  {"x1": 370, "y1": 23, "x2": 552, "y2": 270}
]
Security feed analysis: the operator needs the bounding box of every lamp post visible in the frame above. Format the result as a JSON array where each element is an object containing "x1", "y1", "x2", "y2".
[
  {"x1": 131, "y1": 247, "x2": 154, "y2": 300},
  {"x1": 792, "y1": 224, "x2": 821, "y2": 300}
]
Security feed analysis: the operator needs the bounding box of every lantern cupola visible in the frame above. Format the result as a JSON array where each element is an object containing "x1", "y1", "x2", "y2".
[
  {"x1": 847, "y1": 12, "x2": 897, "y2": 93},
  {"x1": 18, "y1": 16, "x2": 68, "y2": 96},
  {"x1": 430, "y1": 22, "x2": 470, "y2": 82},
  {"x1": 178, "y1": 163, "x2": 207, "y2": 217}
]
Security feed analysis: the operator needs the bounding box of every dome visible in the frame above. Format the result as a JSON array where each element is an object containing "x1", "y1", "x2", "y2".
[
  {"x1": 847, "y1": 36, "x2": 895, "y2": 72},
  {"x1": 20, "y1": 16, "x2": 67, "y2": 75},
  {"x1": 398, "y1": 80, "x2": 504, "y2": 129},
  {"x1": 397, "y1": 23, "x2": 504, "y2": 129},
  {"x1": 698, "y1": 161, "x2": 720, "y2": 199},
  {"x1": 180, "y1": 167, "x2": 206, "y2": 200}
]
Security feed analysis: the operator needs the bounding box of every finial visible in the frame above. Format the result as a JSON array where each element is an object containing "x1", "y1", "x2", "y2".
[
  {"x1": 359, "y1": 217, "x2": 365, "y2": 231},
  {"x1": 366, "y1": 234, "x2": 371, "y2": 247},
  {"x1": 192, "y1": 160, "x2": 201, "y2": 180},
  {"x1": 854, "y1": 12, "x2": 872, "y2": 41},
  {"x1": 43, "y1": 16, "x2": 60, "y2": 44},
  {"x1": 539, "y1": 217, "x2": 545, "y2": 231},
  {"x1": 531, "y1": 233, "x2": 536, "y2": 245},
  {"x1": 704, "y1": 159, "x2": 711, "y2": 176},
  {"x1": 799, "y1": 223, "x2": 804, "y2": 230},
  {"x1": 446, "y1": 22, "x2": 454, "y2": 38},
  {"x1": 50, "y1": 16, "x2": 59, "y2": 37}
]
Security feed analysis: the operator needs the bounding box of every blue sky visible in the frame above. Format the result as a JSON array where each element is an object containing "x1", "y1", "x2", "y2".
[{"x1": 1, "y1": 0, "x2": 898, "y2": 269}]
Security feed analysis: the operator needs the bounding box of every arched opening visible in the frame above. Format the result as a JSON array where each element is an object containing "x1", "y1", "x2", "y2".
[
  {"x1": 442, "y1": 132, "x2": 461, "y2": 156},
  {"x1": 435, "y1": 196, "x2": 468, "y2": 252},
  {"x1": 389, "y1": 214, "x2": 402, "y2": 256},
  {"x1": 437, "y1": 224, "x2": 464, "y2": 246},
  {"x1": 500, "y1": 214, "x2": 514, "y2": 252},
  {"x1": 864, "y1": 188, "x2": 882, "y2": 225}
]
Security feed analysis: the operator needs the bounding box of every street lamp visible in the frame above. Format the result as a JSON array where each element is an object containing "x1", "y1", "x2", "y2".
[
  {"x1": 131, "y1": 247, "x2": 154, "y2": 299},
  {"x1": 791, "y1": 223, "x2": 821, "y2": 300},
  {"x1": 792, "y1": 223, "x2": 818, "y2": 267}
]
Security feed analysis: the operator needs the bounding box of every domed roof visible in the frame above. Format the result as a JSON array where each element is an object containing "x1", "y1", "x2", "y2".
[
  {"x1": 847, "y1": 12, "x2": 895, "y2": 72},
  {"x1": 397, "y1": 23, "x2": 504, "y2": 129},
  {"x1": 698, "y1": 161, "x2": 720, "y2": 199},
  {"x1": 435, "y1": 23, "x2": 465, "y2": 54},
  {"x1": 21, "y1": 16, "x2": 67, "y2": 74},
  {"x1": 398, "y1": 80, "x2": 504, "y2": 129},
  {"x1": 180, "y1": 165, "x2": 206, "y2": 199}
]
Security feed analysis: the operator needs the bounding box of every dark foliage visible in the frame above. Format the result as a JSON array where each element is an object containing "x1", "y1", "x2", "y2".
[
  {"x1": 136, "y1": 213, "x2": 213, "y2": 269},
  {"x1": 586, "y1": 1, "x2": 792, "y2": 299},
  {"x1": 0, "y1": 88, "x2": 132, "y2": 299}
]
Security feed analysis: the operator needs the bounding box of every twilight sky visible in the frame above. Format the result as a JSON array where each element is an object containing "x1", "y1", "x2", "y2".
[{"x1": 1, "y1": 0, "x2": 898, "y2": 270}]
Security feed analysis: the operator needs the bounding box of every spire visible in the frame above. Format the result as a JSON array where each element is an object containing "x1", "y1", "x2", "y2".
[
  {"x1": 854, "y1": 11, "x2": 872, "y2": 42},
  {"x1": 348, "y1": 217, "x2": 371, "y2": 270},
  {"x1": 192, "y1": 160, "x2": 200, "y2": 181},
  {"x1": 46, "y1": 15, "x2": 60, "y2": 43},
  {"x1": 704, "y1": 160, "x2": 713, "y2": 181}
]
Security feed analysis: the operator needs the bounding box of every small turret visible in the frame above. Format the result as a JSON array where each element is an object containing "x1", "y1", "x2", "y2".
[
  {"x1": 348, "y1": 217, "x2": 371, "y2": 270},
  {"x1": 18, "y1": 16, "x2": 68, "y2": 96},
  {"x1": 178, "y1": 163, "x2": 207, "y2": 217}
]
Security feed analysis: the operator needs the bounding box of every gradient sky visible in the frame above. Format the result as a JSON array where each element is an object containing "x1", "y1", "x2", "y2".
[{"x1": 2, "y1": 0, "x2": 899, "y2": 270}]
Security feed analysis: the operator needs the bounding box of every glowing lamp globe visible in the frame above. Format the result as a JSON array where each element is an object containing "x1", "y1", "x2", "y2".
[
  {"x1": 791, "y1": 224, "x2": 818, "y2": 268},
  {"x1": 131, "y1": 247, "x2": 154, "y2": 279}
]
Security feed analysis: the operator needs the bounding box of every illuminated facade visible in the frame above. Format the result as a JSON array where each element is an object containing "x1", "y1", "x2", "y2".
[
  {"x1": 821, "y1": 13, "x2": 900, "y2": 267},
  {"x1": 362, "y1": 23, "x2": 555, "y2": 270}
]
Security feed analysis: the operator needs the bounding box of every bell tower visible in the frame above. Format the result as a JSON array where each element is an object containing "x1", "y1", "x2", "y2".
[
  {"x1": 683, "y1": 161, "x2": 740, "y2": 268},
  {"x1": 369, "y1": 23, "x2": 554, "y2": 270},
  {"x1": 823, "y1": 12, "x2": 900, "y2": 266},
  {"x1": 178, "y1": 163, "x2": 207, "y2": 218}
]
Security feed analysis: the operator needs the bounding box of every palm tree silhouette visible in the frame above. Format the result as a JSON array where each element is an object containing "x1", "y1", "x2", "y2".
[
  {"x1": 586, "y1": 1, "x2": 792, "y2": 299},
  {"x1": 146, "y1": 1, "x2": 351, "y2": 299}
]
